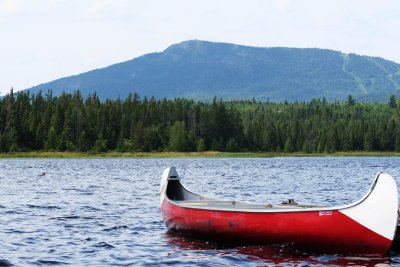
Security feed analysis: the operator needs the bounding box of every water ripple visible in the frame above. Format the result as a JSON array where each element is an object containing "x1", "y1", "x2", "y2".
[{"x1": 0, "y1": 157, "x2": 399, "y2": 265}]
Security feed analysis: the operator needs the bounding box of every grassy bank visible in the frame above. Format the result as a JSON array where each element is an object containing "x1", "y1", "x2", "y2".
[{"x1": 0, "y1": 151, "x2": 399, "y2": 158}]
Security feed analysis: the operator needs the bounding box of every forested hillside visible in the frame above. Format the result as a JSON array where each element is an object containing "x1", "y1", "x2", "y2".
[
  {"x1": 26, "y1": 40, "x2": 400, "y2": 102},
  {"x1": 1, "y1": 90, "x2": 399, "y2": 153}
]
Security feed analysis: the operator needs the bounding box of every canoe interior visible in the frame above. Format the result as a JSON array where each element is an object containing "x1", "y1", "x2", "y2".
[
  {"x1": 391, "y1": 223, "x2": 400, "y2": 250},
  {"x1": 166, "y1": 180, "x2": 324, "y2": 211}
]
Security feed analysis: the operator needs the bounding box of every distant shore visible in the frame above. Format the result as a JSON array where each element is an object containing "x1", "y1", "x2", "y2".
[{"x1": 0, "y1": 151, "x2": 399, "y2": 158}]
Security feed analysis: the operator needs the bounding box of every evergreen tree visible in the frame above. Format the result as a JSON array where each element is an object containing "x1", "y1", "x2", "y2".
[
  {"x1": 388, "y1": 95, "x2": 397, "y2": 109},
  {"x1": 197, "y1": 138, "x2": 207, "y2": 152},
  {"x1": 168, "y1": 121, "x2": 189, "y2": 151},
  {"x1": 225, "y1": 137, "x2": 240, "y2": 152},
  {"x1": 347, "y1": 95, "x2": 355, "y2": 106}
]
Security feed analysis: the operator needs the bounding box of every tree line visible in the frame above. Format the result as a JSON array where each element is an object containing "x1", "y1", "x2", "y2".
[{"x1": 0, "y1": 89, "x2": 399, "y2": 153}]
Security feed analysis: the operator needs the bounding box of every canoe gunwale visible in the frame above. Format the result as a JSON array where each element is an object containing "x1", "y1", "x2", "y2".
[{"x1": 162, "y1": 170, "x2": 382, "y2": 213}]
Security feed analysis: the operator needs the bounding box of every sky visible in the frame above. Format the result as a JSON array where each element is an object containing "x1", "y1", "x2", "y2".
[{"x1": 1, "y1": 0, "x2": 400, "y2": 94}]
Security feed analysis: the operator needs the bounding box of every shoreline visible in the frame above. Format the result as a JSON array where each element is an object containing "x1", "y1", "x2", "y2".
[{"x1": 0, "y1": 151, "x2": 399, "y2": 158}]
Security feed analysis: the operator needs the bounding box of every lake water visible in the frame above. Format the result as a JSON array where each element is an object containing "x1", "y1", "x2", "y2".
[{"x1": 0, "y1": 157, "x2": 399, "y2": 266}]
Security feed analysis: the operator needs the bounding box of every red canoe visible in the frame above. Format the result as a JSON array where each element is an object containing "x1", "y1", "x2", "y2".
[{"x1": 160, "y1": 167, "x2": 399, "y2": 255}]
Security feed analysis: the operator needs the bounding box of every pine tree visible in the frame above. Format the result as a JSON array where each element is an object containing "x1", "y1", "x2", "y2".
[
  {"x1": 388, "y1": 95, "x2": 397, "y2": 109},
  {"x1": 225, "y1": 137, "x2": 240, "y2": 152},
  {"x1": 197, "y1": 138, "x2": 207, "y2": 152},
  {"x1": 168, "y1": 121, "x2": 188, "y2": 152}
]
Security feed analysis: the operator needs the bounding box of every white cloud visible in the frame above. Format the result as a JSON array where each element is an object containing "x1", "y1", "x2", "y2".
[
  {"x1": 276, "y1": 0, "x2": 289, "y2": 11},
  {"x1": 0, "y1": 0, "x2": 24, "y2": 14},
  {"x1": 47, "y1": 0, "x2": 57, "y2": 6},
  {"x1": 86, "y1": 0, "x2": 129, "y2": 17}
]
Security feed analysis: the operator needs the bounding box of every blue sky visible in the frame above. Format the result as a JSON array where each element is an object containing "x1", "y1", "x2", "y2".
[{"x1": 1, "y1": 0, "x2": 400, "y2": 94}]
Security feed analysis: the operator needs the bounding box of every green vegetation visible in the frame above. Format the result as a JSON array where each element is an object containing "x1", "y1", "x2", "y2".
[{"x1": 1, "y1": 89, "x2": 400, "y2": 154}]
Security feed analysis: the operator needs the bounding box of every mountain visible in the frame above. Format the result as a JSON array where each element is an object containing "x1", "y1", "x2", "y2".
[{"x1": 25, "y1": 40, "x2": 400, "y2": 102}]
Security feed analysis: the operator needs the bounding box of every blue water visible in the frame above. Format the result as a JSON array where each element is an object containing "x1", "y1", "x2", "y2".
[{"x1": 0, "y1": 157, "x2": 399, "y2": 266}]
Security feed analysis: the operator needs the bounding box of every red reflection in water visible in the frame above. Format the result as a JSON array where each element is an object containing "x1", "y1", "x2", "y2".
[{"x1": 164, "y1": 231, "x2": 392, "y2": 266}]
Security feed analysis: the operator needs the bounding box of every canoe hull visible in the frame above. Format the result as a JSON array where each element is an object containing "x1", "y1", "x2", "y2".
[{"x1": 161, "y1": 199, "x2": 392, "y2": 254}]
